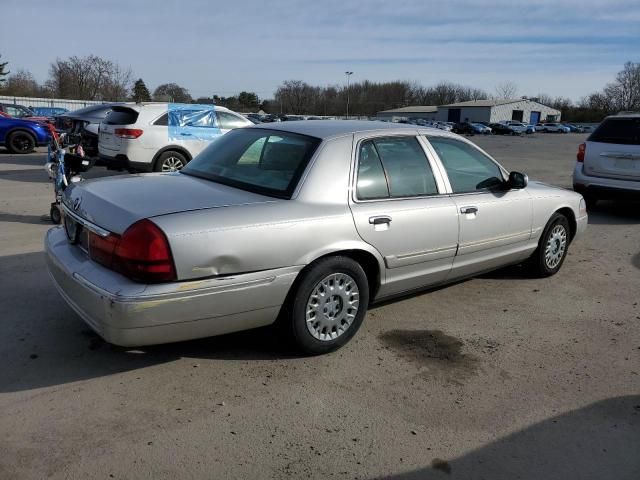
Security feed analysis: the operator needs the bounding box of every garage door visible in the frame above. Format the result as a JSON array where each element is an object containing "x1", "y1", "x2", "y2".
[
  {"x1": 530, "y1": 111, "x2": 541, "y2": 124},
  {"x1": 447, "y1": 109, "x2": 461, "y2": 123}
]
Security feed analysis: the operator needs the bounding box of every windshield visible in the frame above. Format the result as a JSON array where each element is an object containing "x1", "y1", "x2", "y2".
[{"x1": 182, "y1": 128, "x2": 321, "y2": 199}]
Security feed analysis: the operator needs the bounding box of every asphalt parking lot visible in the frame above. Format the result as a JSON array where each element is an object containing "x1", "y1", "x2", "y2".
[{"x1": 1, "y1": 132, "x2": 639, "y2": 479}]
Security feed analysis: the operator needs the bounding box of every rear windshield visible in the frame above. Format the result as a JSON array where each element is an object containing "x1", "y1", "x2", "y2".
[
  {"x1": 181, "y1": 128, "x2": 321, "y2": 199},
  {"x1": 104, "y1": 107, "x2": 139, "y2": 125},
  {"x1": 589, "y1": 117, "x2": 640, "y2": 145}
]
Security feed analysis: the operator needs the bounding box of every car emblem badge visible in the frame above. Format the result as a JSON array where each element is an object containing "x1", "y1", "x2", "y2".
[{"x1": 73, "y1": 197, "x2": 82, "y2": 211}]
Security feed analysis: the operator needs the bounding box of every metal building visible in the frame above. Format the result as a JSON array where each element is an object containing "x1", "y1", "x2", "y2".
[
  {"x1": 436, "y1": 99, "x2": 561, "y2": 124},
  {"x1": 376, "y1": 106, "x2": 438, "y2": 122}
]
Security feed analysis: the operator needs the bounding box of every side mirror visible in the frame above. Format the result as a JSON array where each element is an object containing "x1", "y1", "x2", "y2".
[{"x1": 508, "y1": 171, "x2": 528, "y2": 189}]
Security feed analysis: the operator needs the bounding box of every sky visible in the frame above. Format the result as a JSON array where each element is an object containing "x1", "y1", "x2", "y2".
[{"x1": 1, "y1": 0, "x2": 639, "y2": 102}]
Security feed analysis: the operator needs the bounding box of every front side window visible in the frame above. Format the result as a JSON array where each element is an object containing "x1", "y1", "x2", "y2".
[
  {"x1": 428, "y1": 137, "x2": 504, "y2": 193},
  {"x1": 182, "y1": 129, "x2": 320, "y2": 198},
  {"x1": 356, "y1": 137, "x2": 439, "y2": 200}
]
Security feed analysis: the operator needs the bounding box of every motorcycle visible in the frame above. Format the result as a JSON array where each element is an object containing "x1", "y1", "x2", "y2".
[{"x1": 44, "y1": 123, "x2": 96, "y2": 224}]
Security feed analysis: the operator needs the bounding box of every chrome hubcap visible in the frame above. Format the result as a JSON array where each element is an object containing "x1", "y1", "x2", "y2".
[
  {"x1": 162, "y1": 156, "x2": 184, "y2": 172},
  {"x1": 306, "y1": 273, "x2": 359, "y2": 342},
  {"x1": 544, "y1": 224, "x2": 567, "y2": 269}
]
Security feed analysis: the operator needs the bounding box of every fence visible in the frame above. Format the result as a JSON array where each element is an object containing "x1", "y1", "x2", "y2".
[{"x1": 0, "y1": 95, "x2": 105, "y2": 111}]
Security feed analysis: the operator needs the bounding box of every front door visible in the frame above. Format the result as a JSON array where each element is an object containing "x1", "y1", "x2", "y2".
[
  {"x1": 426, "y1": 136, "x2": 533, "y2": 278},
  {"x1": 349, "y1": 134, "x2": 459, "y2": 298}
]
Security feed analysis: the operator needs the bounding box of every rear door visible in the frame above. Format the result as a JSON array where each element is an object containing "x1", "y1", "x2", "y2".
[
  {"x1": 583, "y1": 117, "x2": 640, "y2": 180},
  {"x1": 349, "y1": 134, "x2": 459, "y2": 297}
]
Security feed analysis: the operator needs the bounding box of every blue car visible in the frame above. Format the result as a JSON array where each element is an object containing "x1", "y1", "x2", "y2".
[
  {"x1": 30, "y1": 106, "x2": 69, "y2": 118},
  {"x1": 0, "y1": 116, "x2": 51, "y2": 153}
]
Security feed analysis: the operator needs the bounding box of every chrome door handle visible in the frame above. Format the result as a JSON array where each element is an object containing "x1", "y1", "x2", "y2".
[
  {"x1": 369, "y1": 215, "x2": 392, "y2": 225},
  {"x1": 460, "y1": 206, "x2": 478, "y2": 214}
]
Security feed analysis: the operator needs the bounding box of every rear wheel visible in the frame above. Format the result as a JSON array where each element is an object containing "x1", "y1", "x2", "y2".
[
  {"x1": 280, "y1": 256, "x2": 369, "y2": 355},
  {"x1": 7, "y1": 131, "x2": 36, "y2": 154},
  {"x1": 154, "y1": 151, "x2": 188, "y2": 172},
  {"x1": 528, "y1": 213, "x2": 570, "y2": 277}
]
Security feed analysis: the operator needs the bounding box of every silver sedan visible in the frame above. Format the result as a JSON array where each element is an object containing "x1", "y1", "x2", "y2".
[{"x1": 46, "y1": 121, "x2": 588, "y2": 354}]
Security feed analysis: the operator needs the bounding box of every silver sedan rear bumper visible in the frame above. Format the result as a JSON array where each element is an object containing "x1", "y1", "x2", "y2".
[{"x1": 45, "y1": 227, "x2": 300, "y2": 346}]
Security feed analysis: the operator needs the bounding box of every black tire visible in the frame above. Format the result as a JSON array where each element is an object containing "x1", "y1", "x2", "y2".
[
  {"x1": 280, "y1": 256, "x2": 370, "y2": 355},
  {"x1": 154, "y1": 151, "x2": 188, "y2": 172},
  {"x1": 527, "y1": 213, "x2": 570, "y2": 277},
  {"x1": 50, "y1": 204, "x2": 61, "y2": 224},
  {"x1": 7, "y1": 130, "x2": 36, "y2": 154}
]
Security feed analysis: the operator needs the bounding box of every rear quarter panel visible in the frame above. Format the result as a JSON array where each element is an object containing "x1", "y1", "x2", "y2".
[{"x1": 151, "y1": 135, "x2": 386, "y2": 280}]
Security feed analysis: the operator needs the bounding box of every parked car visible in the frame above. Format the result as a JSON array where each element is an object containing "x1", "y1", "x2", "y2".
[
  {"x1": 435, "y1": 122, "x2": 453, "y2": 132},
  {"x1": 563, "y1": 123, "x2": 584, "y2": 133},
  {"x1": 46, "y1": 121, "x2": 587, "y2": 354},
  {"x1": 489, "y1": 123, "x2": 518, "y2": 135},
  {"x1": 99, "y1": 103, "x2": 253, "y2": 172},
  {"x1": 56, "y1": 103, "x2": 124, "y2": 158},
  {"x1": 244, "y1": 114, "x2": 263, "y2": 124},
  {"x1": 472, "y1": 123, "x2": 492, "y2": 134},
  {"x1": 452, "y1": 122, "x2": 475, "y2": 135},
  {"x1": 30, "y1": 106, "x2": 69, "y2": 119},
  {"x1": 502, "y1": 121, "x2": 528, "y2": 134},
  {"x1": 525, "y1": 124, "x2": 536, "y2": 134},
  {"x1": 0, "y1": 116, "x2": 51, "y2": 153},
  {"x1": 538, "y1": 123, "x2": 570, "y2": 133},
  {"x1": 0, "y1": 102, "x2": 50, "y2": 124},
  {"x1": 573, "y1": 113, "x2": 640, "y2": 208}
]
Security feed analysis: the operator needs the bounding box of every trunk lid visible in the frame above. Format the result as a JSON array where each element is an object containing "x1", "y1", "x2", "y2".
[
  {"x1": 63, "y1": 172, "x2": 276, "y2": 234},
  {"x1": 99, "y1": 123, "x2": 121, "y2": 152}
]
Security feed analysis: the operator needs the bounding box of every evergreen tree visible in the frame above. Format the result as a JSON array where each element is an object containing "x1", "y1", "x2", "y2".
[
  {"x1": 132, "y1": 78, "x2": 151, "y2": 102},
  {"x1": 0, "y1": 54, "x2": 9, "y2": 85}
]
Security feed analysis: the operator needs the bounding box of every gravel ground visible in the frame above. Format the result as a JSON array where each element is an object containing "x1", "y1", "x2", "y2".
[{"x1": 0, "y1": 132, "x2": 638, "y2": 480}]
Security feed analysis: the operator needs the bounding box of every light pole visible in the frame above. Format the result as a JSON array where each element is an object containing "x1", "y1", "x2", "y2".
[{"x1": 345, "y1": 71, "x2": 353, "y2": 119}]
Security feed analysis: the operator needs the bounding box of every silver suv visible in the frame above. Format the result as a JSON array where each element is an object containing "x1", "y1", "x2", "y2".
[{"x1": 573, "y1": 113, "x2": 640, "y2": 207}]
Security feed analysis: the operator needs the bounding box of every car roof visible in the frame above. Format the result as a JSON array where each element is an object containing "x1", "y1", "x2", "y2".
[
  {"x1": 120, "y1": 103, "x2": 232, "y2": 113},
  {"x1": 250, "y1": 120, "x2": 447, "y2": 140}
]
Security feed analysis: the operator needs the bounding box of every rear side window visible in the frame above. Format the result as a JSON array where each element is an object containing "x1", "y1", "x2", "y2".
[
  {"x1": 217, "y1": 111, "x2": 248, "y2": 129},
  {"x1": 154, "y1": 113, "x2": 168, "y2": 126},
  {"x1": 356, "y1": 137, "x2": 439, "y2": 200},
  {"x1": 589, "y1": 117, "x2": 640, "y2": 145},
  {"x1": 182, "y1": 129, "x2": 320, "y2": 199},
  {"x1": 104, "y1": 107, "x2": 139, "y2": 125}
]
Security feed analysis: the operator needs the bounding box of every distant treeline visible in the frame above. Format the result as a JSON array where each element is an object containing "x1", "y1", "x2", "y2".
[{"x1": 0, "y1": 54, "x2": 637, "y2": 122}]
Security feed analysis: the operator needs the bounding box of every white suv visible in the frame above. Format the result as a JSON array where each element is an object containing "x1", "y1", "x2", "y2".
[
  {"x1": 573, "y1": 113, "x2": 640, "y2": 207},
  {"x1": 98, "y1": 103, "x2": 252, "y2": 172}
]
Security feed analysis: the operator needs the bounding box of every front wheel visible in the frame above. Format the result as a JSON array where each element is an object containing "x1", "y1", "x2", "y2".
[
  {"x1": 281, "y1": 256, "x2": 370, "y2": 355},
  {"x1": 528, "y1": 213, "x2": 570, "y2": 277},
  {"x1": 7, "y1": 131, "x2": 36, "y2": 154}
]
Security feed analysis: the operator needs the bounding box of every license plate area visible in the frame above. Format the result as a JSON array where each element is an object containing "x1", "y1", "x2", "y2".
[{"x1": 64, "y1": 215, "x2": 89, "y2": 254}]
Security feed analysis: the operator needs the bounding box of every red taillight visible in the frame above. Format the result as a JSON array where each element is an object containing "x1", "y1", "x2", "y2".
[
  {"x1": 89, "y1": 231, "x2": 120, "y2": 268},
  {"x1": 114, "y1": 128, "x2": 143, "y2": 139},
  {"x1": 577, "y1": 143, "x2": 586, "y2": 162},
  {"x1": 88, "y1": 219, "x2": 176, "y2": 283}
]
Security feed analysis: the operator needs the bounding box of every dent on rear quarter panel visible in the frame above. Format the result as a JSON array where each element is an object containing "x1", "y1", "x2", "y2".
[{"x1": 151, "y1": 135, "x2": 379, "y2": 280}]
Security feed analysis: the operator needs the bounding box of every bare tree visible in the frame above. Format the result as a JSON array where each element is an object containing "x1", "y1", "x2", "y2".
[
  {"x1": 46, "y1": 55, "x2": 132, "y2": 101},
  {"x1": 1, "y1": 69, "x2": 41, "y2": 97},
  {"x1": 494, "y1": 81, "x2": 518, "y2": 99}
]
